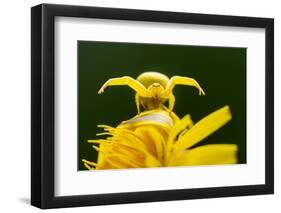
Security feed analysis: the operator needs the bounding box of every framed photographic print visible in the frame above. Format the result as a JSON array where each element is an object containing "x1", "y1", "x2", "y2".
[{"x1": 31, "y1": 3, "x2": 274, "y2": 209}]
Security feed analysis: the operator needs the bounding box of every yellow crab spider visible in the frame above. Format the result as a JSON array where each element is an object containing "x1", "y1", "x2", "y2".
[{"x1": 98, "y1": 72, "x2": 205, "y2": 113}]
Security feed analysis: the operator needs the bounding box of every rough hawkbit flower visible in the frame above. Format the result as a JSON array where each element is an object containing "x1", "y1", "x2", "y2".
[{"x1": 82, "y1": 105, "x2": 237, "y2": 170}]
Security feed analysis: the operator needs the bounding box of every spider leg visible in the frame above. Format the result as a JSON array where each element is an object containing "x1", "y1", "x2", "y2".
[
  {"x1": 135, "y1": 94, "x2": 141, "y2": 114},
  {"x1": 98, "y1": 76, "x2": 151, "y2": 97},
  {"x1": 164, "y1": 76, "x2": 205, "y2": 96},
  {"x1": 168, "y1": 93, "x2": 176, "y2": 112}
]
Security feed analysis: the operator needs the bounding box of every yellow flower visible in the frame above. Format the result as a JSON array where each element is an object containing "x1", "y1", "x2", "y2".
[{"x1": 82, "y1": 106, "x2": 237, "y2": 170}]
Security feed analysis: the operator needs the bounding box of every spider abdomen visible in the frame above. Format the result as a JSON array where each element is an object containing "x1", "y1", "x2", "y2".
[{"x1": 137, "y1": 72, "x2": 169, "y2": 88}]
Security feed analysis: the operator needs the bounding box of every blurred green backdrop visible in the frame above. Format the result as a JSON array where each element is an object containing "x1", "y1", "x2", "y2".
[{"x1": 78, "y1": 41, "x2": 246, "y2": 170}]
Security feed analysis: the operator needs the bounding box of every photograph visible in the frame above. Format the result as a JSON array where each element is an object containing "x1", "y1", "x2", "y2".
[{"x1": 78, "y1": 41, "x2": 247, "y2": 170}]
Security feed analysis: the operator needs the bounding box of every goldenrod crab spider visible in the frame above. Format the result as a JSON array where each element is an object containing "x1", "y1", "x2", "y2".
[{"x1": 98, "y1": 72, "x2": 205, "y2": 114}]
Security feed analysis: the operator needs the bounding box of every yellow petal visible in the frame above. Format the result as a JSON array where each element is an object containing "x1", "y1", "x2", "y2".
[
  {"x1": 134, "y1": 126, "x2": 165, "y2": 160},
  {"x1": 173, "y1": 106, "x2": 232, "y2": 152},
  {"x1": 82, "y1": 159, "x2": 97, "y2": 170},
  {"x1": 169, "y1": 144, "x2": 238, "y2": 166},
  {"x1": 96, "y1": 142, "x2": 110, "y2": 166},
  {"x1": 134, "y1": 127, "x2": 156, "y2": 157},
  {"x1": 165, "y1": 114, "x2": 193, "y2": 164},
  {"x1": 144, "y1": 155, "x2": 162, "y2": 167},
  {"x1": 108, "y1": 153, "x2": 143, "y2": 168}
]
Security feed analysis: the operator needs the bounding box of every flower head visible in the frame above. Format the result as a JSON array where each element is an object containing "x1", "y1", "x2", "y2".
[{"x1": 82, "y1": 106, "x2": 237, "y2": 170}]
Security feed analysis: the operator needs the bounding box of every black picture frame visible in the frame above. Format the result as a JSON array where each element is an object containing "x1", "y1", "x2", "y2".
[{"x1": 31, "y1": 3, "x2": 274, "y2": 209}]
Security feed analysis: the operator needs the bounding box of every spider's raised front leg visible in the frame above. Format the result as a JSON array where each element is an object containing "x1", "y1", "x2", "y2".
[
  {"x1": 164, "y1": 76, "x2": 206, "y2": 96},
  {"x1": 98, "y1": 76, "x2": 151, "y2": 97}
]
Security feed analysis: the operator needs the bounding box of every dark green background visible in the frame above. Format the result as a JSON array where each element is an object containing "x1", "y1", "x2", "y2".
[{"x1": 78, "y1": 41, "x2": 246, "y2": 170}]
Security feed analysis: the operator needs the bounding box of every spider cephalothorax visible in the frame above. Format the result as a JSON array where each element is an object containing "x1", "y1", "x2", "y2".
[{"x1": 98, "y1": 71, "x2": 205, "y2": 113}]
